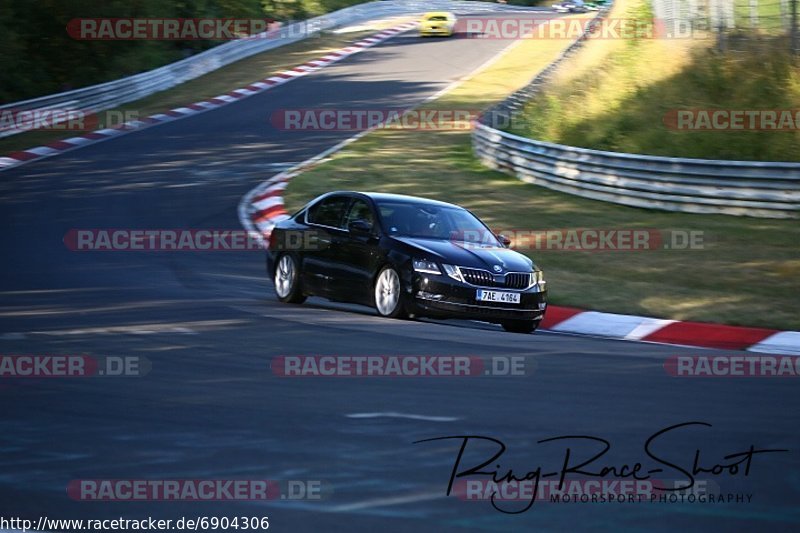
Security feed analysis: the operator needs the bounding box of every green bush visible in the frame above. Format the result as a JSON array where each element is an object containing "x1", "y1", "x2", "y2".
[
  {"x1": 0, "y1": 0, "x2": 367, "y2": 103},
  {"x1": 510, "y1": 32, "x2": 800, "y2": 161}
]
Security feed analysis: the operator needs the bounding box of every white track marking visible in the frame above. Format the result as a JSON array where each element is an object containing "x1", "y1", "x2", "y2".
[{"x1": 345, "y1": 412, "x2": 459, "y2": 422}]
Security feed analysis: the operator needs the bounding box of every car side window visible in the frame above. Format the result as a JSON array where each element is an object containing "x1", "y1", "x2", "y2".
[
  {"x1": 344, "y1": 199, "x2": 375, "y2": 231},
  {"x1": 307, "y1": 196, "x2": 350, "y2": 229}
]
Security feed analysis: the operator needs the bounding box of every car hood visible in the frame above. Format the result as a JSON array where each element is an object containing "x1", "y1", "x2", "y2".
[{"x1": 393, "y1": 237, "x2": 536, "y2": 273}]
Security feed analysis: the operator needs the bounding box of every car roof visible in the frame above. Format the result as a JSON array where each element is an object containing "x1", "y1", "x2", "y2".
[
  {"x1": 323, "y1": 191, "x2": 463, "y2": 209},
  {"x1": 423, "y1": 11, "x2": 454, "y2": 17}
]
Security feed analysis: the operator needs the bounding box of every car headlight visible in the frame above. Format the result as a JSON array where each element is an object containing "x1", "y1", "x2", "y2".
[
  {"x1": 532, "y1": 270, "x2": 545, "y2": 287},
  {"x1": 442, "y1": 264, "x2": 464, "y2": 282},
  {"x1": 413, "y1": 259, "x2": 441, "y2": 275}
]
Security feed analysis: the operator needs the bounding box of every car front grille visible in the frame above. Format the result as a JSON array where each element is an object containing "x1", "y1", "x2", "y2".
[
  {"x1": 458, "y1": 268, "x2": 531, "y2": 289},
  {"x1": 505, "y1": 273, "x2": 533, "y2": 289},
  {"x1": 459, "y1": 268, "x2": 496, "y2": 287}
]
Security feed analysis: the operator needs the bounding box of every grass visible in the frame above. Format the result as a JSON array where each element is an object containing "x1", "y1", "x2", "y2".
[
  {"x1": 282, "y1": 4, "x2": 800, "y2": 331},
  {"x1": 0, "y1": 18, "x2": 412, "y2": 155},
  {"x1": 732, "y1": 0, "x2": 786, "y2": 32},
  {"x1": 508, "y1": 0, "x2": 800, "y2": 160}
]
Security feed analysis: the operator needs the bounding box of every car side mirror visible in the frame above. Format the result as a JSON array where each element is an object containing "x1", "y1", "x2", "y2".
[
  {"x1": 497, "y1": 234, "x2": 512, "y2": 247},
  {"x1": 348, "y1": 219, "x2": 373, "y2": 234}
]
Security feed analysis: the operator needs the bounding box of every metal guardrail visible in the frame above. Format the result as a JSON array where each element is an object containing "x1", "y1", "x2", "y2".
[
  {"x1": 0, "y1": 0, "x2": 540, "y2": 139},
  {"x1": 475, "y1": 6, "x2": 800, "y2": 219},
  {"x1": 473, "y1": 125, "x2": 800, "y2": 218}
]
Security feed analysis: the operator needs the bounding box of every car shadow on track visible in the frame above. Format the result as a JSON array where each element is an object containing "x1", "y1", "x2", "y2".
[{"x1": 278, "y1": 295, "x2": 521, "y2": 334}]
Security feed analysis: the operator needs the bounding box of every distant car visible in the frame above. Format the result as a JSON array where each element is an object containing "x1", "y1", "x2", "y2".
[
  {"x1": 552, "y1": 1, "x2": 588, "y2": 12},
  {"x1": 584, "y1": 0, "x2": 609, "y2": 11},
  {"x1": 419, "y1": 12, "x2": 456, "y2": 37},
  {"x1": 266, "y1": 192, "x2": 547, "y2": 333}
]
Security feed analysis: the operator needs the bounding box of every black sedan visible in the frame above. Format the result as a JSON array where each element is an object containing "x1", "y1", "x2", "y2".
[{"x1": 266, "y1": 192, "x2": 547, "y2": 333}]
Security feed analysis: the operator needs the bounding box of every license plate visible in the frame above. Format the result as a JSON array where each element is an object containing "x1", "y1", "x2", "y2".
[{"x1": 476, "y1": 289, "x2": 520, "y2": 304}]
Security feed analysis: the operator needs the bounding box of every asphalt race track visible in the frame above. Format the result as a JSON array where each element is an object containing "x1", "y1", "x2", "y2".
[{"x1": 1, "y1": 13, "x2": 799, "y2": 532}]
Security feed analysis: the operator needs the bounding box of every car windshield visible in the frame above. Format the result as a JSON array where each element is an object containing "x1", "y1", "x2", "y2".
[
  {"x1": 426, "y1": 16, "x2": 448, "y2": 21},
  {"x1": 376, "y1": 201, "x2": 499, "y2": 246}
]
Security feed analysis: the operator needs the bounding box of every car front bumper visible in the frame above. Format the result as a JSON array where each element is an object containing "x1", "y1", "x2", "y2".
[
  {"x1": 407, "y1": 273, "x2": 547, "y2": 323},
  {"x1": 419, "y1": 27, "x2": 452, "y2": 36}
]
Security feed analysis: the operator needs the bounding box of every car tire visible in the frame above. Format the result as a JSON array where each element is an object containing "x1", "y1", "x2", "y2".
[
  {"x1": 501, "y1": 319, "x2": 540, "y2": 334},
  {"x1": 373, "y1": 266, "x2": 406, "y2": 318},
  {"x1": 274, "y1": 254, "x2": 306, "y2": 304}
]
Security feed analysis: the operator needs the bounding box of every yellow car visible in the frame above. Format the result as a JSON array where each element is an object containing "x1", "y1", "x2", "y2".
[{"x1": 419, "y1": 12, "x2": 456, "y2": 37}]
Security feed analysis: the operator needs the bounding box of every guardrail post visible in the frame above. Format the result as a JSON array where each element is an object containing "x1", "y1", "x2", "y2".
[{"x1": 792, "y1": 0, "x2": 798, "y2": 55}]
